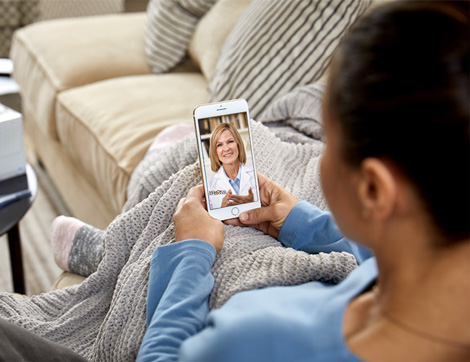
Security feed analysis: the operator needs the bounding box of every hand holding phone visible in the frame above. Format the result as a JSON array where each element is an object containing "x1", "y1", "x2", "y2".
[
  {"x1": 173, "y1": 185, "x2": 225, "y2": 253},
  {"x1": 225, "y1": 173, "x2": 299, "y2": 239},
  {"x1": 193, "y1": 99, "x2": 261, "y2": 220}
]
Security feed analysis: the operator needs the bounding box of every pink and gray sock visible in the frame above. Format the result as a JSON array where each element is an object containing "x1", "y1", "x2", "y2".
[{"x1": 50, "y1": 216, "x2": 104, "y2": 277}]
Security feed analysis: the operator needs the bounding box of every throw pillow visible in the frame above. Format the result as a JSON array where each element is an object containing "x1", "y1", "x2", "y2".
[
  {"x1": 145, "y1": 0, "x2": 217, "y2": 73},
  {"x1": 209, "y1": 0, "x2": 372, "y2": 119},
  {"x1": 259, "y1": 80, "x2": 327, "y2": 143}
]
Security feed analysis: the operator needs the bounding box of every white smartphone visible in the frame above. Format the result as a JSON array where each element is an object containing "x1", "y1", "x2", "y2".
[{"x1": 193, "y1": 99, "x2": 261, "y2": 220}]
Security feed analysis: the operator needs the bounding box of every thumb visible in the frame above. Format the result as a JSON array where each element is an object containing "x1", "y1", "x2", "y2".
[
  {"x1": 239, "y1": 205, "x2": 273, "y2": 225},
  {"x1": 248, "y1": 187, "x2": 253, "y2": 195}
]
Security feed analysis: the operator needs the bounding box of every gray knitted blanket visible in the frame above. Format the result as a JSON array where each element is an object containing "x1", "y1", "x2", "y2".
[{"x1": 0, "y1": 99, "x2": 356, "y2": 361}]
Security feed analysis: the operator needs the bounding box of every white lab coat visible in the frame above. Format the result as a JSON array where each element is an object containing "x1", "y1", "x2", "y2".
[{"x1": 207, "y1": 163, "x2": 257, "y2": 209}]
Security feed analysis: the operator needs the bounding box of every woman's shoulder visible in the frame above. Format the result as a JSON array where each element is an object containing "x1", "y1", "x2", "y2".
[{"x1": 181, "y1": 279, "x2": 366, "y2": 361}]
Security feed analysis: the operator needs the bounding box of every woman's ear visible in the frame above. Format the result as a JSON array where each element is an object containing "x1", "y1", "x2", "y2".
[{"x1": 357, "y1": 158, "x2": 398, "y2": 220}]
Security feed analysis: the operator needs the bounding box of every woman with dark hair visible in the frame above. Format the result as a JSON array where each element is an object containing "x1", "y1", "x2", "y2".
[{"x1": 138, "y1": 1, "x2": 469, "y2": 361}]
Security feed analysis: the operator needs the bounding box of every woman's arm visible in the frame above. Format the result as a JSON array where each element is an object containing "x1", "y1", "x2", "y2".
[
  {"x1": 279, "y1": 201, "x2": 373, "y2": 264},
  {"x1": 137, "y1": 240, "x2": 216, "y2": 362},
  {"x1": 138, "y1": 185, "x2": 224, "y2": 361},
  {"x1": 232, "y1": 174, "x2": 372, "y2": 264}
]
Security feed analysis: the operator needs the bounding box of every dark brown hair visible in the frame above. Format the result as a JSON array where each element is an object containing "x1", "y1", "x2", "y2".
[{"x1": 328, "y1": 1, "x2": 469, "y2": 241}]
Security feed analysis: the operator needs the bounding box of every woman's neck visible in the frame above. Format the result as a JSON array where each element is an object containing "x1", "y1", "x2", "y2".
[
  {"x1": 347, "y1": 237, "x2": 470, "y2": 361},
  {"x1": 223, "y1": 161, "x2": 240, "y2": 180}
]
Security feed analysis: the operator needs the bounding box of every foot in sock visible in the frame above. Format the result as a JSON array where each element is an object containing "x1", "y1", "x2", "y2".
[
  {"x1": 50, "y1": 216, "x2": 85, "y2": 272},
  {"x1": 50, "y1": 216, "x2": 105, "y2": 277}
]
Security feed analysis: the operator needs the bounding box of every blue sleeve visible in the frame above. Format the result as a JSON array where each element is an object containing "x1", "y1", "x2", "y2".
[
  {"x1": 278, "y1": 201, "x2": 373, "y2": 264},
  {"x1": 136, "y1": 240, "x2": 216, "y2": 362}
]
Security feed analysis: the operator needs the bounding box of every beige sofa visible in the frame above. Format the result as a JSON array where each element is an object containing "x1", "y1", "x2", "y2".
[
  {"x1": 14, "y1": 0, "x2": 263, "y2": 231},
  {"x1": 11, "y1": 1, "x2": 248, "y2": 229}
]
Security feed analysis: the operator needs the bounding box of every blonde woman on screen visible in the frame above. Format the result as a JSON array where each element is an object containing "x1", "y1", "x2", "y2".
[{"x1": 207, "y1": 123, "x2": 257, "y2": 209}]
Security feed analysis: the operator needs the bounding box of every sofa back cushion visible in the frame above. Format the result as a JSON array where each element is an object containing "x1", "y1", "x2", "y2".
[
  {"x1": 209, "y1": 0, "x2": 372, "y2": 120},
  {"x1": 189, "y1": 0, "x2": 252, "y2": 81},
  {"x1": 145, "y1": 0, "x2": 217, "y2": 73}
]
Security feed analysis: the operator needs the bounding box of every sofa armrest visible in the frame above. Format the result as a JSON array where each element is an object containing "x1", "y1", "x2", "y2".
[
  {"x1": 11, "y1": 12, "x2": 150, "y2": 92},
  {"x1": 51, "y1": 272, "x2": 86, "y2": 290}
]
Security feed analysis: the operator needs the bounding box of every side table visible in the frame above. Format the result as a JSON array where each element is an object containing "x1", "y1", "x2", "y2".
[{"x1": 0, "y1": 164, "x2": 37, "y2": 294}]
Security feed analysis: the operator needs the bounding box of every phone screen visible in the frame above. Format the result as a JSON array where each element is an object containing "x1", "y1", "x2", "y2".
[{"x1": 194, "y1": 101, "x2": 260, "y2": 219}]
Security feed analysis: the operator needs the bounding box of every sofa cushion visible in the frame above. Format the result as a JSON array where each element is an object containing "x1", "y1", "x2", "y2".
[
  {"x1": 10, "y1": 13, "x2": 149, "y2": 140},
  {"x1": 145, "y1": 0, "x2": 217, "y2": 74},
  {"x1": 51, "y1": 272, "x2": 85, "y2": 290},
  {"x1": 56, "y1": 73, "x2": 209, "y2": 214},
  {"x1": 21, "y1": 101, "x2": 117, "y2": 228},
  {"x1": 189, "y1": 0, "x2": 252, "y2": 81},
  {"x1": 209, "y1": 0, "x2": 372, "y2": 119}
]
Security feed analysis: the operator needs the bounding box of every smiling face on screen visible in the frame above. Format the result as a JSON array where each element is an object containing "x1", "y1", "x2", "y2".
[{"x1": 216, "y1": 130, "x2": 240, "y2": 166}]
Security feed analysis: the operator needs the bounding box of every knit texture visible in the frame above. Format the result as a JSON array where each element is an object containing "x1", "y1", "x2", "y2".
[{"x1": 0, "y1": 121, "x2": 357, "y2": 361}]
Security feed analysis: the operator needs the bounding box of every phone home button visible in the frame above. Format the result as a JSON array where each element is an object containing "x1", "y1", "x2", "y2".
[{"x1": 231, "y1": 207, "x2": 239, "y2": 216}]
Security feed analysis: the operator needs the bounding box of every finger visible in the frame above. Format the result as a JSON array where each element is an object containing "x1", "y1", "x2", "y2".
[
  {"x1": 225, "y1": 214, "x2": 262, "y2": 231},
  {"x1": 200, "y1": 197, "x2": 208, "y2": 210},
  {"x1": 187, "y1": 185, "x2": 204, "y2": 199},
  {"x1": 175, "y1": 197, "x2": 186, "y2": 213},
  {"x1": 224, "y1": 218, "x2": 243, "y2": 226},
  {"x1": 186, "y1": 185, "x2": 206, "y2": 207},
  {"x1": 251, "y1": 221, "x2": 271, "y2": 235},
  {"x1": 256, "y1": 173, "x2": 277, "y2": 206},
  {"x1": 238, "y1": 205, "x2": 274, "y2": 225},
  {"x1": 257, "y1": 173, "x2": 269, "y2": 188}
]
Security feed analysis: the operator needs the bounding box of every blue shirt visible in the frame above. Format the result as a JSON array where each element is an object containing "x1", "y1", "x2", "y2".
[
  {"x1": 137, "y1": 201, "x2": 375, "y2": 361},
  {"x1": 223, "y1": 166, "x2": 241, "y2": 195}
]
